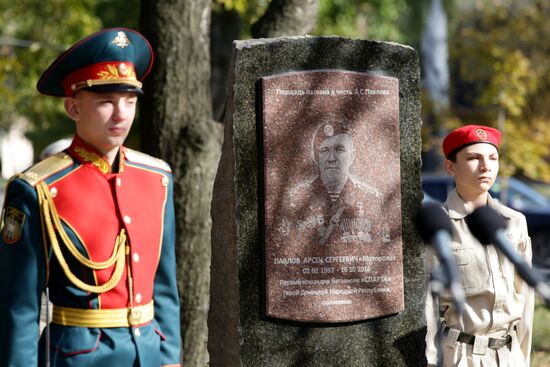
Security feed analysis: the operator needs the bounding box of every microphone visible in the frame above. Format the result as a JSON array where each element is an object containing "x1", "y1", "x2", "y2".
[
  {"x1": 416, "y1": 203, "x2": 465, "y2": 313},
  {"x1": 466, "y1": 205, "x2": 550, "y2": 305}
]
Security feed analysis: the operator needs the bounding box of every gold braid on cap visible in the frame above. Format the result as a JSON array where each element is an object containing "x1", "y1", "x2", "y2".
[
  {"x1": 36, "y1": 181, "x2": 127, "y2": 294},
  {"x1": 70, "y1": 78, "x2": 143, "y2": 93}
]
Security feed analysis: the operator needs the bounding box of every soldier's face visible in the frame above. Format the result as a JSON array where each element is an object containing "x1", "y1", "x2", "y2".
[
  {"x1": 64, "y1": 90, "x2": 137, "y2": 156},
  {"x1": 445, "y1": 143, "x2": 499, "y2": 199},
  {"x1": 318, "y1": 133, "x2": 353, "y2": 193}
]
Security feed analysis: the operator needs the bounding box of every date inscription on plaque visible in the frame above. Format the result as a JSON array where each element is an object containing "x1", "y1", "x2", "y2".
[{"x1": 262, "y1": 70, "x2": 404, "y2": 323}]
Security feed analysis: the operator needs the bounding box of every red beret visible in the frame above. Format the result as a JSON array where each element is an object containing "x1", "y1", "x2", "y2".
[{"x1": 442, "y1": 125, "x2": 501, "y2": 158}]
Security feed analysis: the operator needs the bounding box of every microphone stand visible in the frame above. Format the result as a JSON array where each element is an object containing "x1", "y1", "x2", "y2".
[{"x1": 429, "y1": 266, "x2": 446, "y2": 367}]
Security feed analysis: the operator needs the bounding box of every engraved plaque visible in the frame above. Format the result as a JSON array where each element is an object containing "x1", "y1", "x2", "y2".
[{"x1": 262, "y1": 70, "x2": 404, "y2": 322}]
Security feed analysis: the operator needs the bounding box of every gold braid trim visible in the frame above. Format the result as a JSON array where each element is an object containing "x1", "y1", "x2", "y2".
[
  {"x1": 71, "y1": 78, "x2": 142, "y2": 93},
  {"x1": 36, "y1": 180, "x2": 51, "y2": 284},
  {"x1": 36, "y1": 181, "x2": 127, "y2": 294},
  {"x1": 38, "y1": 181, "x2": 121, "y2": 269},
  {"x1": 73, "y1": 146, "x2": 110, "y2": 174}
]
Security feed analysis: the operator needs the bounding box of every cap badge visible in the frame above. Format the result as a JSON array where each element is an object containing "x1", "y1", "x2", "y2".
[
  {"x1": 112, "y1": 31, "x2": 130, "y2": 49},
  {"x1": 2, "y1": 207, "x2": 26, "y2": 245},
  {"x1": 476, "y1": 128, "x2": 488, "y2": 140},
  {"x1": 117, "y1": 63, "x2": 129, "y2": 76},
  {"x1": 324, "y1": 124, "x2": 334, "y2": 137}
]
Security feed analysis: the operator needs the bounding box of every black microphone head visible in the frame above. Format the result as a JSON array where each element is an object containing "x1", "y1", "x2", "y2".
[
  {"x1": 465, "y1": 205, "x2": 507, "y2": 245},
  {"x1": 415, "y1": 203, "x2": 453, "y2": 243}
]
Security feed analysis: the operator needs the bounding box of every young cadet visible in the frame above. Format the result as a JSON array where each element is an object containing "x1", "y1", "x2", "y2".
[
  {"x1": 425, "y1": 125, "x2": 534, "y2": 366},
  {"x1": 0, "y1": 28, "x2": 182, "y2": 366}
]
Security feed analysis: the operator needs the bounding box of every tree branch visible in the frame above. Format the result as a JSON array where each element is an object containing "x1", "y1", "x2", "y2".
[{"x1": 251, "y1": 0, "x2": 319, "y2": 38}]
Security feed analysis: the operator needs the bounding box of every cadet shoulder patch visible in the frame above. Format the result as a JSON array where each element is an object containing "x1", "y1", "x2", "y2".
[
  {"x1": 2, "y1": 207, "x2": 26, "y2": 244},
  {"x1": 18, "y1": 152, "x2": 73, "y2": 186},
  {"x1": 124, "y1": 148, "x2": 171, "y2": 172}
]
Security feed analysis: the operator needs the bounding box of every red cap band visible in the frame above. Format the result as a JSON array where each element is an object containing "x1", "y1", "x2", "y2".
[{"x1": 62, "y1": 61, "x2": 140, "y2": 96}]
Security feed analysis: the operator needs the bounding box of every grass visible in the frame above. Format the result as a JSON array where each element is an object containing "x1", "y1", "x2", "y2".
[{"x1": 532, "y1": 297, "x2": 550, "y2": 366}]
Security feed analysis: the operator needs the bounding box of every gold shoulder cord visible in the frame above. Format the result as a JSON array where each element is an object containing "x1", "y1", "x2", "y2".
[{"x1": 36, "y1": 181, "x2": 127, "y2": 294}]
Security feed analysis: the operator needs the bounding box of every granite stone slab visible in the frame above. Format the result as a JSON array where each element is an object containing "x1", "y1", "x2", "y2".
[{"x1": 209, "y1": 36, "x2": 424, "y2": 367}]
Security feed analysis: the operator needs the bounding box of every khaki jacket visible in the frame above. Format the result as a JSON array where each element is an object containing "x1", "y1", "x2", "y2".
[{"x1": 425, "y1": 189, "x2": 534, "y2": 367}]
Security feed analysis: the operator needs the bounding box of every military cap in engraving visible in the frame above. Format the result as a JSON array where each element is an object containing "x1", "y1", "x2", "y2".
[
  {"x1": 443, "y1": 124, "x2": 501, "y2": 159},
  {"x1": 312, "y1": 120, "x2": 353, "y2": 162},
  {"x1": 37, "y1": 28, "x2": 154, "y2": 97}
]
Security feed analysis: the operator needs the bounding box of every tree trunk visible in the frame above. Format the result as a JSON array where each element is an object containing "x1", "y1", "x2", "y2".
[
  {"x1": 139, "y1": 1, "x2": 222, "y2": 366},
  {"x1": 420, "y1": 0, "x2": 449, "y2": 109},
  {"x1": 210, "y1": 7, "x2": 241, "y2": 122},
  {"x1": 138, "y1": 0, "x2": 319, "y2": 364},
  {"x1": 419, "y1": 0, "x2": 450, "y2": 172},
  {"x1": 251, "y1": 0, "x2": 319, "y2": 38}
]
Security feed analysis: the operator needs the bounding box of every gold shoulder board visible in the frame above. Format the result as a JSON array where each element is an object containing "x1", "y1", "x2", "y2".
[
  {"x1": 124, "y1": 148, "x2": 171, "y2": 172},
  {"x1": 18, "y1": 152, "x2": 73, "y2": 187}
]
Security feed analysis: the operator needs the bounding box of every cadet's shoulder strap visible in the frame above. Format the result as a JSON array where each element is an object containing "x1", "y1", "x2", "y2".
[
  {"x1": 124, "y1": 148, "x2": 171, "y2": 172},
  {"x1": 17, "y1": 152, "x2": 73, "y2": 187}
]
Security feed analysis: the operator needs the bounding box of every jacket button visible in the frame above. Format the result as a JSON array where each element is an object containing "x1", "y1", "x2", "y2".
[
  {"x1": 162, "y1": 176, "x2": 169, "y2": 186},
  {"x1": 123, "y1": 215, "x2": 132, "y2": 224},
  {"x1": 134, "y1": 328, "x2": 141, "y2": 337},
  {"x1": 50, "y1": 187, "x2": 58, "y2": 198},
  {"x1": 135, "y1": 293, "x2": 142, "y2": 303},
  {"x1": 133, "y1": 253, "x2": 140, "y2": 263},
  {"x1": 116, "y1": 177, "x2": 122, "y2": 186}
]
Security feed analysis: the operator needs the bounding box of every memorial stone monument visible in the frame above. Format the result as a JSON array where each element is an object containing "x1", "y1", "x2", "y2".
[{"x1": 209, "y1": 36, "x2": 424, "y2": 367}]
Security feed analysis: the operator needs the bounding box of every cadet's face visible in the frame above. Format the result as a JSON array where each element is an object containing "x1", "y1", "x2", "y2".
[
  {"x1": 318, "y1": 134, "x2": 353, "y2": 191},
  {"x1": 65, "y1": 91, "x2": 137, "y2": 156},
  {"x1": 445, "y1": 143, "x2": 499, "y2": 198}
]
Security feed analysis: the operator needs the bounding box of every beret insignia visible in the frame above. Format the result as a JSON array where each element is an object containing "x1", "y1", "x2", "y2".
[{"x1": 476, "y1": 128, "x2": 488, "y2": 140}]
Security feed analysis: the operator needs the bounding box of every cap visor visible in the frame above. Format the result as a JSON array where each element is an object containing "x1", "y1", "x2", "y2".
[{"x1": 82, "y1": 84, "x2": 143, "y2": 95}]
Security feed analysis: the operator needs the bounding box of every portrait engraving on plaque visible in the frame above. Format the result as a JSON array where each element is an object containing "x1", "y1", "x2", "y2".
[{"x1": 262, "y1": 70, "x2": 404, "y2": 323}]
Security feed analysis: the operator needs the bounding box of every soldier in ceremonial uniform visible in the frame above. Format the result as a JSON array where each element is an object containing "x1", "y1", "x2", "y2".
[
  {"x1": 425, "y1": 125, "x2": 534, "y2": 366},
  {"x1": 283, "y1": 121, "x2": 385, "y2": 246},
  {"x1": 0, "y1": 28, "x2": 182, "y2": 366}
]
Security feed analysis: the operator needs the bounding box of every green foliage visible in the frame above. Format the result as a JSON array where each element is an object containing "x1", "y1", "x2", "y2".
[
  {"x1": 451, "y1": 6, "x2": 538, "y2": 117},
  {"x1": 214, "y1": 0, "x2": 267, "y2": 17},
  {"x1": 213, "y1": 0, "x2": 426, "y2": 43},
  {"x1": 95, "y1": 0, "x2": 140, "y2": 29},
  {"x1": 500, "y1": 119, "x2": 550, "y2": 180},
  {"x1": 213, "y1": 0, "x2": 268, "y2": 36},
  {"x1": 314, "y1": 0, "x2": 410, "y2": 42},
  {"x1": 449, "y1": 0, "x2": 550, "y2": 181},
  {"x1": 0, "y1": 0, "x2": 102, "y2": 154},
  {"x1": 0, "y1": 0, "x2": 141, "y2": 156}
]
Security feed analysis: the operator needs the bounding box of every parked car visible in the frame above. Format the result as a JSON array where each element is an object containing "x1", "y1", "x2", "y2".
[{"x1": 422, "y1": 173, "x2": 550, "y2": 278}]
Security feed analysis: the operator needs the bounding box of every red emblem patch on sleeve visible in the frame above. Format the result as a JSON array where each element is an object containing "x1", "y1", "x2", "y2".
[{"x1": 2, "y1": 207, "x2": 26, "y2": 244}]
